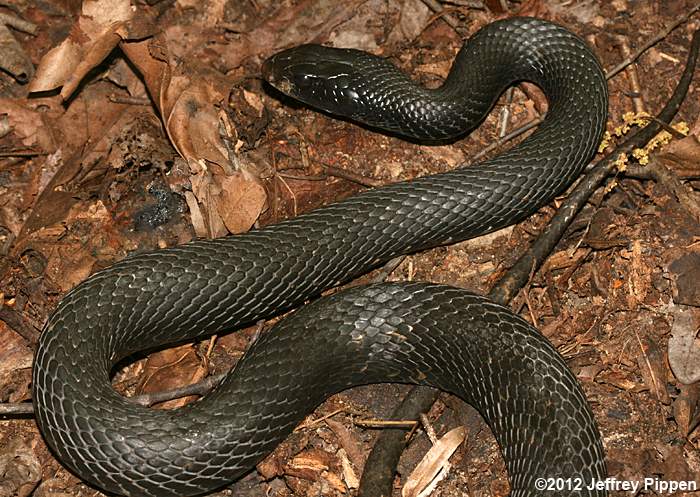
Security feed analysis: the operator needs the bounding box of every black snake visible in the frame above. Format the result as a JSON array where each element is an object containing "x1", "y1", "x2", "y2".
[{"x1": 33, "y1": 16, "x2": 608, "y2": 497}]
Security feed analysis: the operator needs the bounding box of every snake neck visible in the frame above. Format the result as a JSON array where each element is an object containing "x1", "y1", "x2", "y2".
[{"x1": 363, "y1": 17, "x2": 606, "y2": 142}]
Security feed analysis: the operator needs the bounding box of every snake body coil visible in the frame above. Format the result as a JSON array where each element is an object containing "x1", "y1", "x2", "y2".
[{"x1": 33, "y1": 17, "x2": 608, "y2": 497}]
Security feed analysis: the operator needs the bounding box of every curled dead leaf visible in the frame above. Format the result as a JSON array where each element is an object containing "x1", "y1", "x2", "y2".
[
  {"x1": 0, "y1": 22, "x2": 34, "y2": 82},
  {"x1": 29, "y1": 0, "x2": 147, "y2": 98},
  {"x1": 658, "y1": 132, "x2": 700, "y2": 169},
  {"x1": 189, "y1": 169, "x2": 266, "y2": 237},
  {"x1": 0, "y1": 99, "x2": 55, "y2": 152},
  {"x1": 135, "y1": 344, "x2": 207, "y2": 410},
  {"x1": 668, "y1": 305, "x2": 700, "y2": 385},
  {"x1": 0, "y1": 439, "x2": 41, "y2": 497},
  {"x1": 672, "y1": 383, "x2": 700, "y2": 436},
  {"x1": 286, "y1": 448, "x2": 336, "y2": 481},
  {"x1": 213, "y1": 172, "x2": 267, "y2": 234}
]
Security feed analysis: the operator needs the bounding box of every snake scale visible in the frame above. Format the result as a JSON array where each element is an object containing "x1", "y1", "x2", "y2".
[{"x1": 32, "y1": 16, "x2": 608, "y2": 497}]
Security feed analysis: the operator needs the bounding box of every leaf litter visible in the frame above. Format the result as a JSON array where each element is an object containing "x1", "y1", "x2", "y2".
[{"x1": 0, "y1": 0, "x2": 699, "y2": 496}]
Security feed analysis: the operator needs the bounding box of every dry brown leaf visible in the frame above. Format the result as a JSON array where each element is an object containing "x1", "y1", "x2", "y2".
[
  {"x1": 136, "y1": 344, "x2": 207, "y2": 410},
  {"x1": 190, "y1": 170, "x2": 227, "y2": 238},
  {"x1": 0, "y1": 99, "x2": 55, "y2": 152},
  {"x1": 189, "y1": 170, "x2": 266, "y2": 237},
  {"x1": 0, "y1": 326, "x2": 32, "y2": 375},
  {"x1": 672, "y1": 383, "x2": 700, "y2": 436},
  {"x1": 218, "y1": 0, "x2": 366, "y2": 70},
  {"x1": 30, "y1": 0, "x2": 266, "y2": 238},
  {"x1": 0, "y1": 21, "x2": 34, "y2": 82},
  {"x1": 29, "y1": 0, "x2": 142, "y2": 98},
  {"x1": 325, "y1": 418, "x2": 365, "y2": 472},
  {"x1": 213, "y1": 172, "x2": 266, "y2": 234},
  {"x1": 668, "y1": 305, "x2": 700, "y2": 385},
  {"x1": 163, "y1": 75, "x2": 229, "y2": 167},
  {"x1": 658, "y1": 133, "x2": 700, "y2": 169},
  {"x1": 119, "y1": 37, "x2": 170, "y2": 112},
  {"x1": 121, "y1": 37, "x2": 233, "y2": 167},
  {"x1": 35, "y1": 201, "x2": 113, "y2": 292},
  {"x1": 0, "y1": 321, "x2": 33, "y2": 402},
  {"x1": 0, "y1": 438, "x2": 41, "y2": 497},
  {"x1": 183, "y1": 190, "x2": 208, "y2": 237},
  {"x1": 286, "y1": 448, "x2": 336, "y2": 481},
  {"x1": 596, "y1": 369, "x2": 639, "y2": 391},
  {"x1": 122, "y1": 35, "x2": 266, "y2": 235},
  {"x1": 175, "y1": 0, "x2": 226, "y2": 27},
  {"x1": 402, "y1": 426, "x2": 466, "y2": 497},
  {"x1": 635, "y1": 333, "x2": 671, "y2": 405},
  {"x1": 106, "y1": 58, "x2": 148, "y2": 98}
]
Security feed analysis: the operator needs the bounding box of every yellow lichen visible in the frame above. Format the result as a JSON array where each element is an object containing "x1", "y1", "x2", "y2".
[
  {"x1": 598, "y1": 130, "x2": 612, "y2": 153},
  {"x1": 604, "y1": 178, "x2": 618, "y2": 195},
  {"x1": 613, "y1": 152, "x2": 628, "y2": 172},
  {"x1": 605, "y1": 113, "x2": 688, "y2": 170}
]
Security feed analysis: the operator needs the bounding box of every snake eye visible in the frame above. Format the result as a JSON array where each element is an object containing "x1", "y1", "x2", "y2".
[{"x1": 293, "y1": 72, "x2": 314, "y2": 89}]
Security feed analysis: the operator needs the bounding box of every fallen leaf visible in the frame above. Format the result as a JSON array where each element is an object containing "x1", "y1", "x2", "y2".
[
  {"x1": 0, "y1": 438, "x2": 41, "y2": 497},
  {"x1": 0, "y1": 320, "x2": 33, "y2": 402},
  {"x1": 325, "y1": 418, "x2": 365, "y2": 472},
  {"x1": 668, "y1": 304, "x2": 700, "y2": 385},
  {"x1": 183, "y1": 190, "x2": 208, "y2": 238},
  {"x1": 136, "y1": 343, "x2": 207, "y2": 409},
  {"x1": 286, "y1": 448, "x2": 336, "y2": 481},
  {"x1": 0, "y1": 99, "x2": 55, "y2": 152},
  {"x1": 214, "y1": 172, "x2": 267, "y2": 234},
  {"x1": 29, "y1": 0, "x2": 141, "y2": 98},
  {"x1": 635, "y1": 333, "x2": 671, "y2": 405},
  {"x1": 668, "y1": 252, "x2": 700, "y2": 307},
  {"x1": 658, "y1": 131, "x2": 700, "y2": 169},
  {"x1": 671, "y1": 383, "x2": 700, "y2": 436},
  {"x1": 0, "y1": 21, "x2": 35, "y2": 83}
]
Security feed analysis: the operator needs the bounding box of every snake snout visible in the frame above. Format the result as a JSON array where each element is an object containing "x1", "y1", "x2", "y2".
[{"x1": 263, "y1": 45, "x2": 370, "y2": 119}]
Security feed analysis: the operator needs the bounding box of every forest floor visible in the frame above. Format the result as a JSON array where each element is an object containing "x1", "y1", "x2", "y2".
[{"x1": 1, "y1": 0, "x2": 699, "y2": 496}]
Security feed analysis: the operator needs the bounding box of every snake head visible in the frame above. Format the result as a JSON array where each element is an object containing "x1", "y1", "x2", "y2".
[{"x1": 262, "y1": 44, "x2": 368, "y2": 120}]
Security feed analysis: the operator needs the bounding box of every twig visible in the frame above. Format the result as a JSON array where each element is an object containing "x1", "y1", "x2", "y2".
[
  {"x1": 359, "y1": 23, "x2": 700, "y2": 497},
  {"x1": 616, "y1": 36, "x2": 646, "y2": 114},
  {"x1": 625, "y1": 163, "x2": 700, "y2": 180},
  {"x1": 128, "y1": 373, "x2": 226, "y2": 407},
  {"x1": 321, "y1": 163, "x2": 385, "y2": 188},
  {"x1": 419, "y1": 0, "x2": 461, "y2": 31},
  {"x1": 489, "y1": 28, "x2": 700, "y2": 305},
  {"x1": 605, "y1": 3, "x2": 700, "y2": 80},
  {"x1": 470, "y1": 117, "x2": 542, "y2": 161},
  {"x1": 0, "y1": 12, "x2": 37, "y2": 34},
  {"x1": 0, "y1": 307, "x2": 40, "y2": 343},
  {"x1": 0, "y1": 150, "x2": 47, "y2": 157},
  {"x1": 108, "y1": 95, "x2": 150, "y2": 106},
  {"x1": 355, "y1": 419, "x2": 418, "y2": 428},
  {"x1": 642, "y1": 158, "x2": 700, "y2": 220},
  {"x1": 0, "y1": 402, "x2": 33, "y2": 415}
]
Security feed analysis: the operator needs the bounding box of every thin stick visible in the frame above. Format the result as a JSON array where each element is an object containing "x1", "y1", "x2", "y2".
[{"x1": 606, "y1": 3, "x2": 700, "y2": 80}]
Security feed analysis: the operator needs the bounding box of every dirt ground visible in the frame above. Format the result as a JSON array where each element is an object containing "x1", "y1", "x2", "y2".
[{"x1": 1, "y1": 0, "x2": 699, "y2": 496}]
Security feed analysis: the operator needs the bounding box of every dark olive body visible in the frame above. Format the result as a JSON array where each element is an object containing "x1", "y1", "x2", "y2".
[{"x1": 34, "y1": 17, "x2": 608, "y2": 497}]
